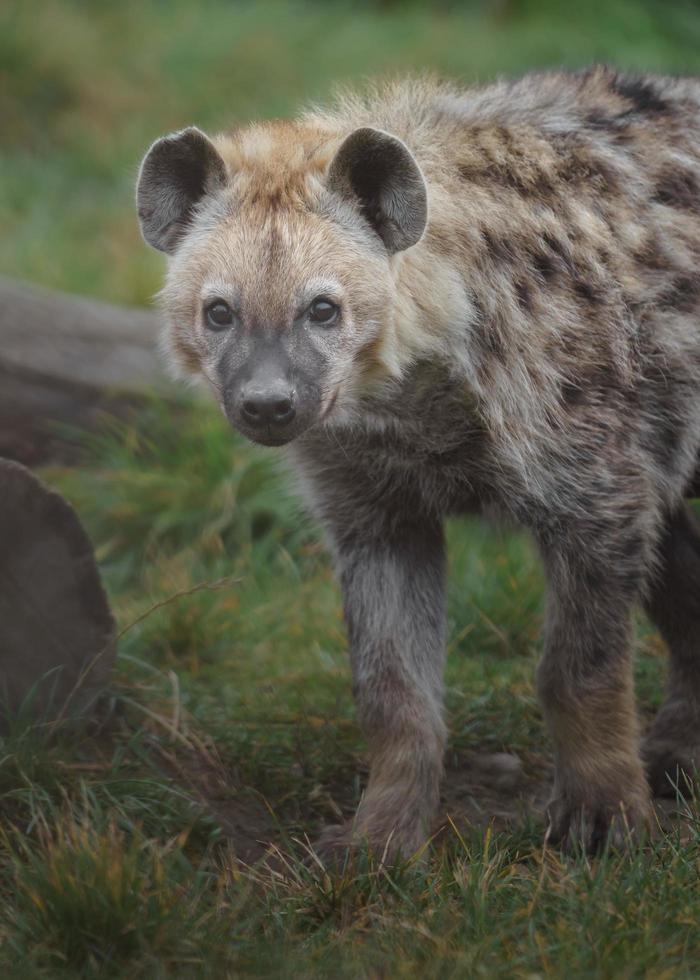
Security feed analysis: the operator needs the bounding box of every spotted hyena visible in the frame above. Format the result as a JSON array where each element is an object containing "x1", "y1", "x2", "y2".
[{"x1": 137, "y1": 67, "x2": 700, "y2": 856}]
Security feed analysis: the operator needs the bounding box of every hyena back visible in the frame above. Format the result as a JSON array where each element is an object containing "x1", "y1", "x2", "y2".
[{"x1": 137, "y1": 67, "x2": 700, "y2": 855}]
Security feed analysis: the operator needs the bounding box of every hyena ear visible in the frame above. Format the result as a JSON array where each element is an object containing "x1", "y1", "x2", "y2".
[
  {"x1": 327, "y1": 127, "x2": 427, "y2": 252},
  {"x1": 136, "y1": 127, "x2": 228, "y2": 253}
]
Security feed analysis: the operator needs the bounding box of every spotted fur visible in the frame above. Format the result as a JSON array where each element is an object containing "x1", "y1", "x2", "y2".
[{"x1": 138, "y1": 67, "x2": 700, "y2": 856}]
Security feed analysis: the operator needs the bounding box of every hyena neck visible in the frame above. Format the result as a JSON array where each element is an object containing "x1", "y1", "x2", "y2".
[
  {"x1": 364, "y1": 237, "x2": 478, "y2": 390},
  {"x1": 337, "y1": 239, "x2": 482, "y2": 444}
]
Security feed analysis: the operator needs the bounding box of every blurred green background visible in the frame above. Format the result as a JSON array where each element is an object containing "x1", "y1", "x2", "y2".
[
  {"x1": 3, "y1": 0, "x2": 700, "y2": 305},
  {"x1": 4, "y1": 4, "x2": 700, "y2": 976}
]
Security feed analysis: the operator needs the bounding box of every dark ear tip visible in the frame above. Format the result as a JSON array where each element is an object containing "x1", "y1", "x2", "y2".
[
  {"x1": 157, "y1": 125, "x2": 207, "y2": 148},
  {"x1": 328, "y1": 126, "x2": 427, "y2": 253},
  {"x1": 337, "y1": 125, "x2": 413, "y2": 152},
  {"x1": 136, "y1": 126, "x2": 227, "y2": 254},
  {"x1": 138, "y1": 127, "x2": 208, "y2": 172}
]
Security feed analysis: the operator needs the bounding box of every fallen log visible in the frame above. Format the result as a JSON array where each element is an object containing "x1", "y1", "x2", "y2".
[{"x1": 0, "y1": 276, "x2": 170, "y2": 463}]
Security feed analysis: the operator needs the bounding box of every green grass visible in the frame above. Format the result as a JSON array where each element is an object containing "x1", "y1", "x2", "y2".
[
  {"x1": 0, "y1": 398, "x2": 686, "y2": 979},
  {"x1": 4, "y1": 0, "x2": 700, "y2": 975}
]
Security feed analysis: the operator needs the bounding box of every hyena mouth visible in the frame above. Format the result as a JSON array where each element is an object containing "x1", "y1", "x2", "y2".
[{"x1": 244, "y1": 424, "x2": 299, "y2": 448}]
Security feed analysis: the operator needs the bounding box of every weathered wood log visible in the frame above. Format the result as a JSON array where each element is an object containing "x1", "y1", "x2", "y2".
[
  {"x1": 0, "y1": 276, "x2": 170, "y2": 463},
  {"x1": 0, "y1": 459, "x2": 116, "y2": 727}
]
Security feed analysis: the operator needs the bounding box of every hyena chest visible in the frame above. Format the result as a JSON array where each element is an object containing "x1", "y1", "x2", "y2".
[{"x1": 335, "y1": 384, "x2": 500, "y2": 516}]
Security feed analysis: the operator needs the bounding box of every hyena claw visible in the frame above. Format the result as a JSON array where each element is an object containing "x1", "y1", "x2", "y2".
[{"x1": 546, "y1": 793, "x2": 652, "y2": 855}]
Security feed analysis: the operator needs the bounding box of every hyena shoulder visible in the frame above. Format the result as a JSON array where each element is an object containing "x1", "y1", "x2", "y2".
[{"x1": 295, "y1": 69, "x2": 700, "y2": 514}]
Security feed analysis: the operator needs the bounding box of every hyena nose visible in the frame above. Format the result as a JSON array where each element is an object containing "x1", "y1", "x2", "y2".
[{"x1": 240, "y1": 388, "x2": 296, "y2": 427}]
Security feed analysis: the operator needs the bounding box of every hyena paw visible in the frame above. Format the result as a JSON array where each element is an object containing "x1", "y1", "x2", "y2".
[
  {"x1": 309, "y1": 823, "x2": 355, "y2": 867},
  {"x1": 644, "y1": 741, "x2": 700, "y2": 798},
  {"x1": 643, "y1": 701, "x2": 700, "y2": 798},
  {"x1": 545, "y1": 790, "x2": 651, "y2": 855},
  {"x1": 311, "y1": 816, "x2": 428, "y2": 867}
]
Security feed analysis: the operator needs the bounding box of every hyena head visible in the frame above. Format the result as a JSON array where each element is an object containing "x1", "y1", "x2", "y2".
[{"x1": 136, "y1": 122, "x2": 427, "y2": 446}]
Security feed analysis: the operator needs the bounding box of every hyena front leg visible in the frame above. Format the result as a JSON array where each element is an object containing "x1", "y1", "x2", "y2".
[
  {"x1": 536, "y1": 531, "x2": 652, "y2": 853},
  {"x1": 315, "y1": 514, "x2": 447, "y2": 862},
  {"x1": 643, "y1": 504, "x2": 700, "y2": 797}
]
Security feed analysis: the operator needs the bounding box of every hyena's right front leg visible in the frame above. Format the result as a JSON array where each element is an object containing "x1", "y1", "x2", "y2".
[{"x1": 316, "y1": 513, "x2": 447, "y2": 863}]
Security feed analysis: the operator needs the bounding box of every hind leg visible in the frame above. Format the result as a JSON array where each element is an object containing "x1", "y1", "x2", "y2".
[{"x1": 643, "y1": 504, "x2": 700, "y2": 796}]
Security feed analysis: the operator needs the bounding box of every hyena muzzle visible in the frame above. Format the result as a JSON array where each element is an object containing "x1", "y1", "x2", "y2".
[{"x1": 137, "y1": 67, "x2": 700, "y2": 856}]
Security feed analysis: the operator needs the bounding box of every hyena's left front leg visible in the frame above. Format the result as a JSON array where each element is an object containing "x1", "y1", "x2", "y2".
[
  {"x1": 536, "y1": 531, "x2": 652, "y2": 853},
  {"x1": 315, "y1": 514, "x2": 447, "y2": 862}
]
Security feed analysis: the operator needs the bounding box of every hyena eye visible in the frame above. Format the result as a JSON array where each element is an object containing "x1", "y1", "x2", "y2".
[
  {"x1": 308, "y1": 297, "x2": 339, "y2": 325},
  {"x1": 205, "y1": 300, "x2": 234, "y2": 330}
]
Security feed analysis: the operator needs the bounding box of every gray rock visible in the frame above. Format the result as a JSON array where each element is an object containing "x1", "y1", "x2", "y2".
[{"x1": 0, "y1": 459, "x2": 115, "y2": 727}]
